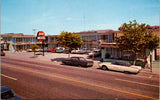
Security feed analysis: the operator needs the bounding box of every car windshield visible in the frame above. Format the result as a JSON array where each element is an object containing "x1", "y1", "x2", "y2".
[
  {"x1": 1, "y1": 90, "x2": 15, "y2": 99},
  {"x1": 112, "y1": 61, "x2": 131, "y2": 67}
]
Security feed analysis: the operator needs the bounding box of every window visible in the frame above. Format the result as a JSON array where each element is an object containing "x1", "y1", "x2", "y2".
[
  {"x1": 33, "y1": 38, "x2": 36, "y2": 42},
  {"x1": 16, "y1": 38, "x2": 22, "y2": 42},
  {"x1": 24, "y1": 38, "x2": 30, "y2": 42},
  {"x1": 97, "y1": 35, "x2": 100, "y2": 41},
  {"x1": 71, "y1": 57, "x2": 78, "y2": 60},
  {"x1": 30, "y1": 38, "x2": 33, "y2": 42},
  {"x1": 109, "y1": 35, "x2": 112, "y2": 42},
  {"x1": 89, "y1": 35, "x2": 96, "y2": 40},
  {"x1": 82, "y1": 36, "x2": 88, "y2": 41},
  {"x1": 13, "y1": 38, "x2": 16, "y2": 43}
]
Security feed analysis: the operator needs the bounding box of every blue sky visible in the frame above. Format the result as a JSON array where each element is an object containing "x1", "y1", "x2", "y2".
[{"x1": 1, "y1": 0, "x2": 159, "y2": 35}]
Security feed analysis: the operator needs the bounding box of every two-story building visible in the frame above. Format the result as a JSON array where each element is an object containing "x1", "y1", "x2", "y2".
[
  {"x1": 1, "y1": 26, "x2": 159, "y2": 61},
  {"x1": 99, "y1": 26, "x2": 159, "y2": 62}
]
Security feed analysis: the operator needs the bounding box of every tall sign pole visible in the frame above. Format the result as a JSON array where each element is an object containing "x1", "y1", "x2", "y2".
[{"x1": 36, "y1": 31, "x2": 46, "y2": 56}]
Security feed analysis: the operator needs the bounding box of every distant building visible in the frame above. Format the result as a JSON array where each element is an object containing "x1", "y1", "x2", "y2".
[
  {"x1": 1, "y1": 26, "x2": 159, "y2": 61},
  {"x1": 1, "y1": 33, "x2": 47, "y2": 52}
]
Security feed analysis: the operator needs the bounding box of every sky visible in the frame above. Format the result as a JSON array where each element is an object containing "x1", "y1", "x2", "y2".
[{"x1": 1, "y1": 0, "x2": 159, "y2": 35}]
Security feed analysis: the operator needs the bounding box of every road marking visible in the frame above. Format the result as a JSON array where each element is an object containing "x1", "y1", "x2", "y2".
[
  {"x1": 1, "y1": 74, "x2": 17, "y2": 80},
  {"x1": 2, "y1": 64, "x2": 156, "y2": 99},
  {"x1": 115, "y1": 78, "x2": 159, "y2": 88}
]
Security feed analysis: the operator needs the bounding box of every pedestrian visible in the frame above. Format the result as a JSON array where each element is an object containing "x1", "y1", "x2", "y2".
[{"x1": 145, "y1": 56, "x2": 151, "y2": 69}]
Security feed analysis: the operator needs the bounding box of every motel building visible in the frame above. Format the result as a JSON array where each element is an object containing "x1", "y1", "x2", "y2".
[{"x1": 1, "y1": 26, "x2": 159, "y2": 61}]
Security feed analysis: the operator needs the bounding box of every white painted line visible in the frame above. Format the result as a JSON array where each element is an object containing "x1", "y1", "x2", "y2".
[
  {"x1": 1, "y1": 74, "x2": 17, "y2": 81},
  {"x1": 115, "y1": 78, "x2": 159, "y2": 88}
]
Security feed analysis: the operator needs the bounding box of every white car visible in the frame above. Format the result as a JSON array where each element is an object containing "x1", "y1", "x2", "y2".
[{"x1": 99, "y1": 61, "x2": 142, "y2": 74}]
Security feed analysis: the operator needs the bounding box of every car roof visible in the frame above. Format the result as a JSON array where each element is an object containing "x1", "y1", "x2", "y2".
[
  {"x1": 1, "y1": 86, "x2": 12, "y2": 93},
  {"x1": 113, "y1": 61, "x2": 128, "y2": 63},
  {"x1": 71, "y1": 57, "x2": 84, "y2": 58}
]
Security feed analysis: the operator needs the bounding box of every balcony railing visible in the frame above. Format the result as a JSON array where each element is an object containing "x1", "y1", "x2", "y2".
[{"x1": 100, "y1": 40, "x2": 114, "y2": 43}]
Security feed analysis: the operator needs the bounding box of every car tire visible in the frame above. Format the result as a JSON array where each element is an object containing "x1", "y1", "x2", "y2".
[
  {"x1": 62, "y1": 62, "x2": 66, "y2": 65},
  {"x1": 124, "y1": 71, "x2": 130, "y2": 74},
  {"x1": 102, "y1": 65, "x2": 108, "y2": 70}
]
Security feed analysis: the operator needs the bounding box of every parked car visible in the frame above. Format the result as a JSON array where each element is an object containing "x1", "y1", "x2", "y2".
[
  {"x1": 26, "y1": 49, "x2": 32, "y2": 52},
  {"x1": 77, "y1": 49, "x2": 87, "y2": 54},
  {"x1": 82, "y1": 48, "x2": 91, "y2": 54},
  {"x1": 71, "y1": 50, "x2": 79, "y2": 54},
  {"x1": 35, "y1": 49, "x2": 40, "y2": 52},
  {"x1": 1, "y1": 51, "x2": 5, "y2": 56},
  {"x1": 55, "y1": 47, "x2": 65, "y2": 53},
  {"x1": 63, "y1": 49, "x2": 70, "y2": 54},
  {"x1": 39, "y1": 47, "x2": 48, "y2": 52},
  {"x1": 46, "y1": 47, "x2": 57, "y2": 52},
  {"x1": 98, "y1": 61, "x2": 142, "y2": 74},
  {"x1": 88, "y1": 50, "x2": 101, "y2": 57},
  {"x1": 71, "y1": 49, "x2": 86, "y2": 54},
  {"x1": 1, "y1": 86, "x2": 23, "y2": 100},
  {"x1": 62, "y1": 57, "x2": 93, "y2": 67}
]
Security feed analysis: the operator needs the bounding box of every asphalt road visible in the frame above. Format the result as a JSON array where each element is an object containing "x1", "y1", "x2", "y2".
[{"x1": 1, "y1": 56, "x2": 159, "y2": 99}]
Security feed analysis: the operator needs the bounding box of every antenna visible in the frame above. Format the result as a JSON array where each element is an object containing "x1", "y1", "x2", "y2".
[
  {"x1": 83, "y1": 15, "x2": 85, "y2": 31},
  {"x1": 33, "y1": 29, "x2": 37, "y2": 35}
]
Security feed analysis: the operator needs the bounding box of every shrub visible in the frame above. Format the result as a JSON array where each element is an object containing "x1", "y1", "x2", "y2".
[{"x1": 129, "y1": 60, "x2": 145, "y2": 68}]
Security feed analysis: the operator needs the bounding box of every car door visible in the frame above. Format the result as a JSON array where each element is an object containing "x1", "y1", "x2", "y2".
[
  {"x1": 118, "y1": 62, "x2": 130, "y2": 72},
  {"x1": 70, "y1": 57, "x2": 78, "y2": 66},
  {"x1": 110, "y1": 62, "x2": 121, "y2": 71},
  {"x1": 74, "y1": 58, "x2": 79, "y2": 66}
]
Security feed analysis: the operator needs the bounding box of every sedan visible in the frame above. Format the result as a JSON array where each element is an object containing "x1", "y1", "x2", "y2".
[
  {"x1": 62, "y1": 57, "x2": 93, "y2": 67},
  {"x1": 1, "y1": 86, "x2": 22, "y2": 100},
  {"x1": 99, "y1": 61, "x2": 142, "y2": 74},
  {"x1": 1, "y1": 51, "x2": 5, "y2": 56}
]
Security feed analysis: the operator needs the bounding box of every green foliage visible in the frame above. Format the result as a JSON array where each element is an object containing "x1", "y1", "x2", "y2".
[
  {"x1": 116, "y1": 20, "x2": 149, "y2": 55},
  {"x1": 144, "y1": 33, "x2": 159, "y2": 51},
  {"x1": 31, "y1": 44, "x2": 39, "y2": 52},
  {"x1": 115, "y1": 20, "x2": 159, "y2": 64},
  {"x1": 129, "y1": 60, "x2": 145, "y2": 68},
  {"x1": 56, "y1": 31, "x2": 83, "y2": 50}
]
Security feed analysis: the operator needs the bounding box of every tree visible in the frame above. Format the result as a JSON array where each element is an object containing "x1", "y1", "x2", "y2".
[
  {"x1": 144, "y1": 32, "x2": 159, "y2": 71},
  {"x1": 56, "y1": 31, "x2": 83, "y2": 58},
  {"x1": 115, "y1": 20, "x2": 159, "y2": 65},
  {"x1": 31, "y1": 44, "x2": 39, "y2": 57}
]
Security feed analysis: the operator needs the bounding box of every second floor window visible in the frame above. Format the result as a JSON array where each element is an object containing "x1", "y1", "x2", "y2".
[
  {"x1": 82, "y1": 36, "x2": 88, "y2": 41},
  {"x1": 89, "y1": 35, "x2": 96, "y2": 40},
  {"x1": 16, "y1": 38, "x2": 22, "y2": 42},
  {"x1": 109, "y1": 35, "x2": 113, "y2": 42}
]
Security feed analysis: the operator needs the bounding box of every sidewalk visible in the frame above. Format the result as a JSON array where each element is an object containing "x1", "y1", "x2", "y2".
[{"x1": 140, "y1": 61, "x2": 159, "y2": 77}]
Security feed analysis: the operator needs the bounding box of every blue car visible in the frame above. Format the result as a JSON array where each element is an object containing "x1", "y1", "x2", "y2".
[{"x1": 1, "y1": 86, "x2": 23, "y2": 100}]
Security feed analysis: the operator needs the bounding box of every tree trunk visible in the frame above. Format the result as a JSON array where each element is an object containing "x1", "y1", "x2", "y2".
[
  {"x1": 68, "y1": 53, "x2": 70, "y2": 58},
  {"x1": 68, "y1": 48, "x2": 71, "y2": 58},
  {"x1": 133, "y1": 54, "x2": 137, "y2": 65},
  {"x1": 34, "y1": 51, "x2": 35, "y2": 57},
  {"x1": 149, "y1": 51, "x2": 152, "y2": 72}
]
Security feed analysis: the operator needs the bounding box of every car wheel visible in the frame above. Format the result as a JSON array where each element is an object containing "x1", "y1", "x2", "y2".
[
  {"x1": 102, "y1": 65, "x2": 108, "y2": 70},
  {"x1": 124, "y1": 71, "x2": 130, "y2": 74},
  {"x1": 62, "y1": 62, "x2": 66, "y2": 65}
]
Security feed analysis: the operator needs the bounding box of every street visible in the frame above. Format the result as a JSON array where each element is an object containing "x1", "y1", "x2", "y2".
[{"x1": 1, "y1": 55, "x2": 159, "y2": 99}]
